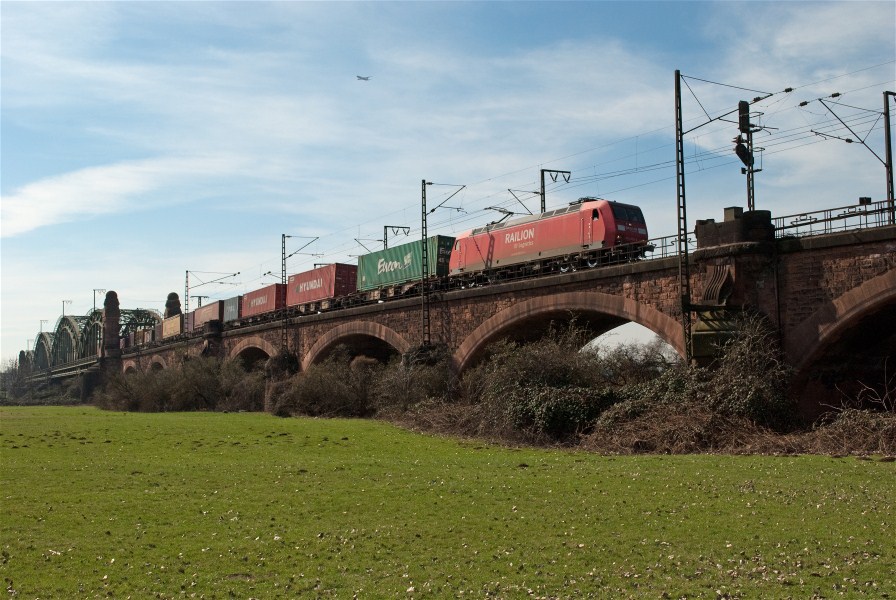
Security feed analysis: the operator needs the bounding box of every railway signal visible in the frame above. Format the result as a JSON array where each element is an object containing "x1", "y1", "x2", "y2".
[
  {"x1": 738, "y1": 100, "x2": 751, "y2": 133},
  {"x1": 734, "y1": 99, "x2": 762, "y2": 211},
  {"x1": 734, "y1": 138, "x2": 753, "y2": 167}
]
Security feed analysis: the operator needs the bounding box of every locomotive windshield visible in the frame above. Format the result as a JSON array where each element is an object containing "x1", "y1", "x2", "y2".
[{"x1": 610, "y1": 203, "x2": 645, "y2": 224}]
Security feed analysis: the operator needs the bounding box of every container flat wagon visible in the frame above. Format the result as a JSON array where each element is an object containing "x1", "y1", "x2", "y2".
[
  {"x1": 162, "y1": 314, "x2": 183, "y2": 339},
  {"x1": 242, "y1": 284, "x2": 286, "y2": 318},
  {"x1": 357, "y1": 235, "x2": 455, "y2": 298},
  {"x1": 191, "y1": 302, "x2": 223, "y2": 331},
  {"x1": 288, "y1": 263, "x2": 358, "y2": 312},
  {"x1": 223, "y1": 296, "x2": 241, "y2": 323}
]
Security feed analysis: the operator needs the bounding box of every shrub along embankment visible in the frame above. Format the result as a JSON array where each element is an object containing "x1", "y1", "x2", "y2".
[
  {"x1": 20, "y1": 316, "x2": 895, "y2": 456},
  {"x1": 267, "y1": 317, "x2": 895, "y2": 456}
]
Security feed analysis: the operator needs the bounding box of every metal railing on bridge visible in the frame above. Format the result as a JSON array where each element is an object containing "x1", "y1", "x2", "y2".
[
  {"x1": 25, "y1": 356, "x2": 99, "y2": 384},
  {"x1": 640, "y1": 199, "x2": 894, "y2": 261},
  {"x1": 773, "y1": 199, "x2": 894, "y2": 238},
  {"x1": 642, "y1": 234, "x2": 693, "y2": 261}
]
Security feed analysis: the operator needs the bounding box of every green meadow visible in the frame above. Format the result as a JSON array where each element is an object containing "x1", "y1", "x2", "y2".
[{"x1": 1, "y1": 407, "x2": 893, "y2": 599}]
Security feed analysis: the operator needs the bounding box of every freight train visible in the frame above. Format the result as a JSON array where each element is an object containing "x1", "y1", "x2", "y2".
[{"x1": 142, "y1": 198, "x2": 647, "y2": 344}]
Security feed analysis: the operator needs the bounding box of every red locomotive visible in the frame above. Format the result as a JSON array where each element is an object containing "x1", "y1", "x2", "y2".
[{"x1": 449, "y1": 197, "x2": 648, "y2": 277}]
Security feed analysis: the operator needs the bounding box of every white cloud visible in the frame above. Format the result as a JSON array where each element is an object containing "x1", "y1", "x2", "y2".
[
  {"x1": 0, "y1": 155, "x2": 252, "y2": 237},
  {"x1": 766, "y1": 3, "x2": 894, "y2": 64}
]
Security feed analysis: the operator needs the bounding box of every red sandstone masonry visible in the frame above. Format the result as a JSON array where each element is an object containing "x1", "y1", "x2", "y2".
[{"x1": 129, "y1": 228, "x2": 894, "y2": 416}]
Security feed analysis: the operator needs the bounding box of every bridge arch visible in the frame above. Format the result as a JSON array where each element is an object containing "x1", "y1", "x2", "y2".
[
  {"x1": 230, "y1": 337, "x2": 278, "y2": 370},
  {"x1": 122, "y1": 360, "x2": 139, "y2": 374},
  {"x1": 302, "y1": 321, "x2": 410, "y2": 371},
  {"x1": 52, "y1": 316, "x2": 82, "y2": 366},
  {"x1": 453, "y1": 291, "x2": 683, "y2": 373},
  {"x1": 788, "y1": 270, "x2": 896, "y2": 410},
  {"x1": 33, "y1": 333, "x2": 54, "y2": 371},
  {"x1": 149, "y1": 355, "x2": 169, "y2": 371},
  {"x1": 79, "y1": 310, "x2": 104, "y2": 360},
  {"x1": 118, "y1": 309, "x2": 162, "y2": 340}
]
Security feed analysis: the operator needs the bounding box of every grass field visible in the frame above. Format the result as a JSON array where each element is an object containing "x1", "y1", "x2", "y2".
[{"x1": 1, "y1": 407, "x2": 893, "y2": 599}]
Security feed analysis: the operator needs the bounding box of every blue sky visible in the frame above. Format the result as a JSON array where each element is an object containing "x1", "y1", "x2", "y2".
[{"x1": 2, "y1": 1, "x2": 894, "y2": 363}]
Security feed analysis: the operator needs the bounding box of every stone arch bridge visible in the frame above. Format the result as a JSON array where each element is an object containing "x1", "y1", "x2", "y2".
[{"x1": 23, "y1": 204, "x2": 896, "y2": 415}]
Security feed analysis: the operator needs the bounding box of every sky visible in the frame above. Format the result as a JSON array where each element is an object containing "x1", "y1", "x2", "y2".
[{"x1": 2, "y1": 1, "x2": 894, "y2": 364}]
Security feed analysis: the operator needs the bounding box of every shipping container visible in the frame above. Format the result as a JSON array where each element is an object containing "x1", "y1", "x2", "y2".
[
  {"x1": 242, "y1": 284, "x2": 286, "y2": 318},
  {"x1": 192, "y1": 301, "x2": 223, "y2": 330},
  {"x1": 162, "y1": 314, "x2": 183, "y2": 339},
  {"x1": 223, "y1": 296, "x2": 242, "y2": 322},
  {"x1": 357, "y1": 235, "x2": 455, "y2": 291},
  {"x1": 287, "y1": 263, "x2": 358, "y2": 306},
  {"x1": 154, "y1": 323, "x2": 163, "y2": 341}
]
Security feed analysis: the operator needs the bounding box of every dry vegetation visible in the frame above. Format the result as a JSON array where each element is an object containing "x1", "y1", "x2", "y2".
[
  {"x1": 3, "y1": 316, "x2": 894, "y2": 456},
  {"x1": 266, "y1": 316, "x2": 895, "y2": 456},
  {"x1": 92, "y1": 354, "x2": 266, "y2": 413}
]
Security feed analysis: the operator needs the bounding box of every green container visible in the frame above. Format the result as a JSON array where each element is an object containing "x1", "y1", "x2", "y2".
[{"x1": 357, "y1": 235, "x2": 455, "y2": 291}]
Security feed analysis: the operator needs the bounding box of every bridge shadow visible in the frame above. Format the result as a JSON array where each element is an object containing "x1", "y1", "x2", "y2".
[{"x1": 788, "y1": 270, "x2": 896, "y2": 416}]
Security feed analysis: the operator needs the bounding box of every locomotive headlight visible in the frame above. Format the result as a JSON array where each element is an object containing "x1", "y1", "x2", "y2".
[{"x1": 616, "y1": 224, "x2": 626, "y2": 232}]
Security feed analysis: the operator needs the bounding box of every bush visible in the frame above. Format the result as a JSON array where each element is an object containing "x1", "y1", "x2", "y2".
[
  {"x1": 268, "y1": 379, "x2": 295, "y2": 418},
  {"x1": 269, "y1": 353, "x2": 376, "y2": 418},
  {"x1": 470, "y1": 322, "x2": 604, "y2": 398},
  {"x1": 371, "y1": 347, "x2": 455, "y2": 415},
  {"x1": 702, "y1": 314, "x2": 794, "y2": 428},
  {"x1": 0, "y1": 358, "x2": 28, "y2": 401},
  {"x1": 806, "y1": 409, "x2": 896, "y2": 455},
  {"x1": 451, "y1": 322, "x2": 622, "y2": 443},
  {"x1": 585, "y1": 398, "x2": 779, "y2": 454},
  {"x1": 169, "y1": 357, "x2": 223, "y2": 411},
  {"x1": 218, "y1": 360, "x2": 266, "y2": 412},
  {"x1": 94, "y1": 369, "x2": 173, "y2": 412},
  {"x1": 505, "y1": 384, "x2": 620, "y2": 441},
  {"x1": 382, "y1": 322, "x2": 693, "y2": 444},
  {"x1": 591, "y1": 338, "x2": 680, "y2": 387},
  {"x1": 592, "y1": 365, "x2": 695, "y2": 430},
  {"x1": 95, "y1": 356, "x2": 265, "y2": 412}
]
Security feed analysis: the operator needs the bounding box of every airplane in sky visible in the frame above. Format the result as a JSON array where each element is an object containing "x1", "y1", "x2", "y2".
[{"x1": 356, "y1": 75, "x2": 371, "y2": 81}]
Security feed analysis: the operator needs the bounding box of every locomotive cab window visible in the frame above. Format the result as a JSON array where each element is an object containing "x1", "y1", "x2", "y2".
[
  {"x1": 592, "y1": 209, "x2": 599, "y2": 220},
  {"x1": 611, "y1": 204, "x2": 646, "y2": 224}
]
